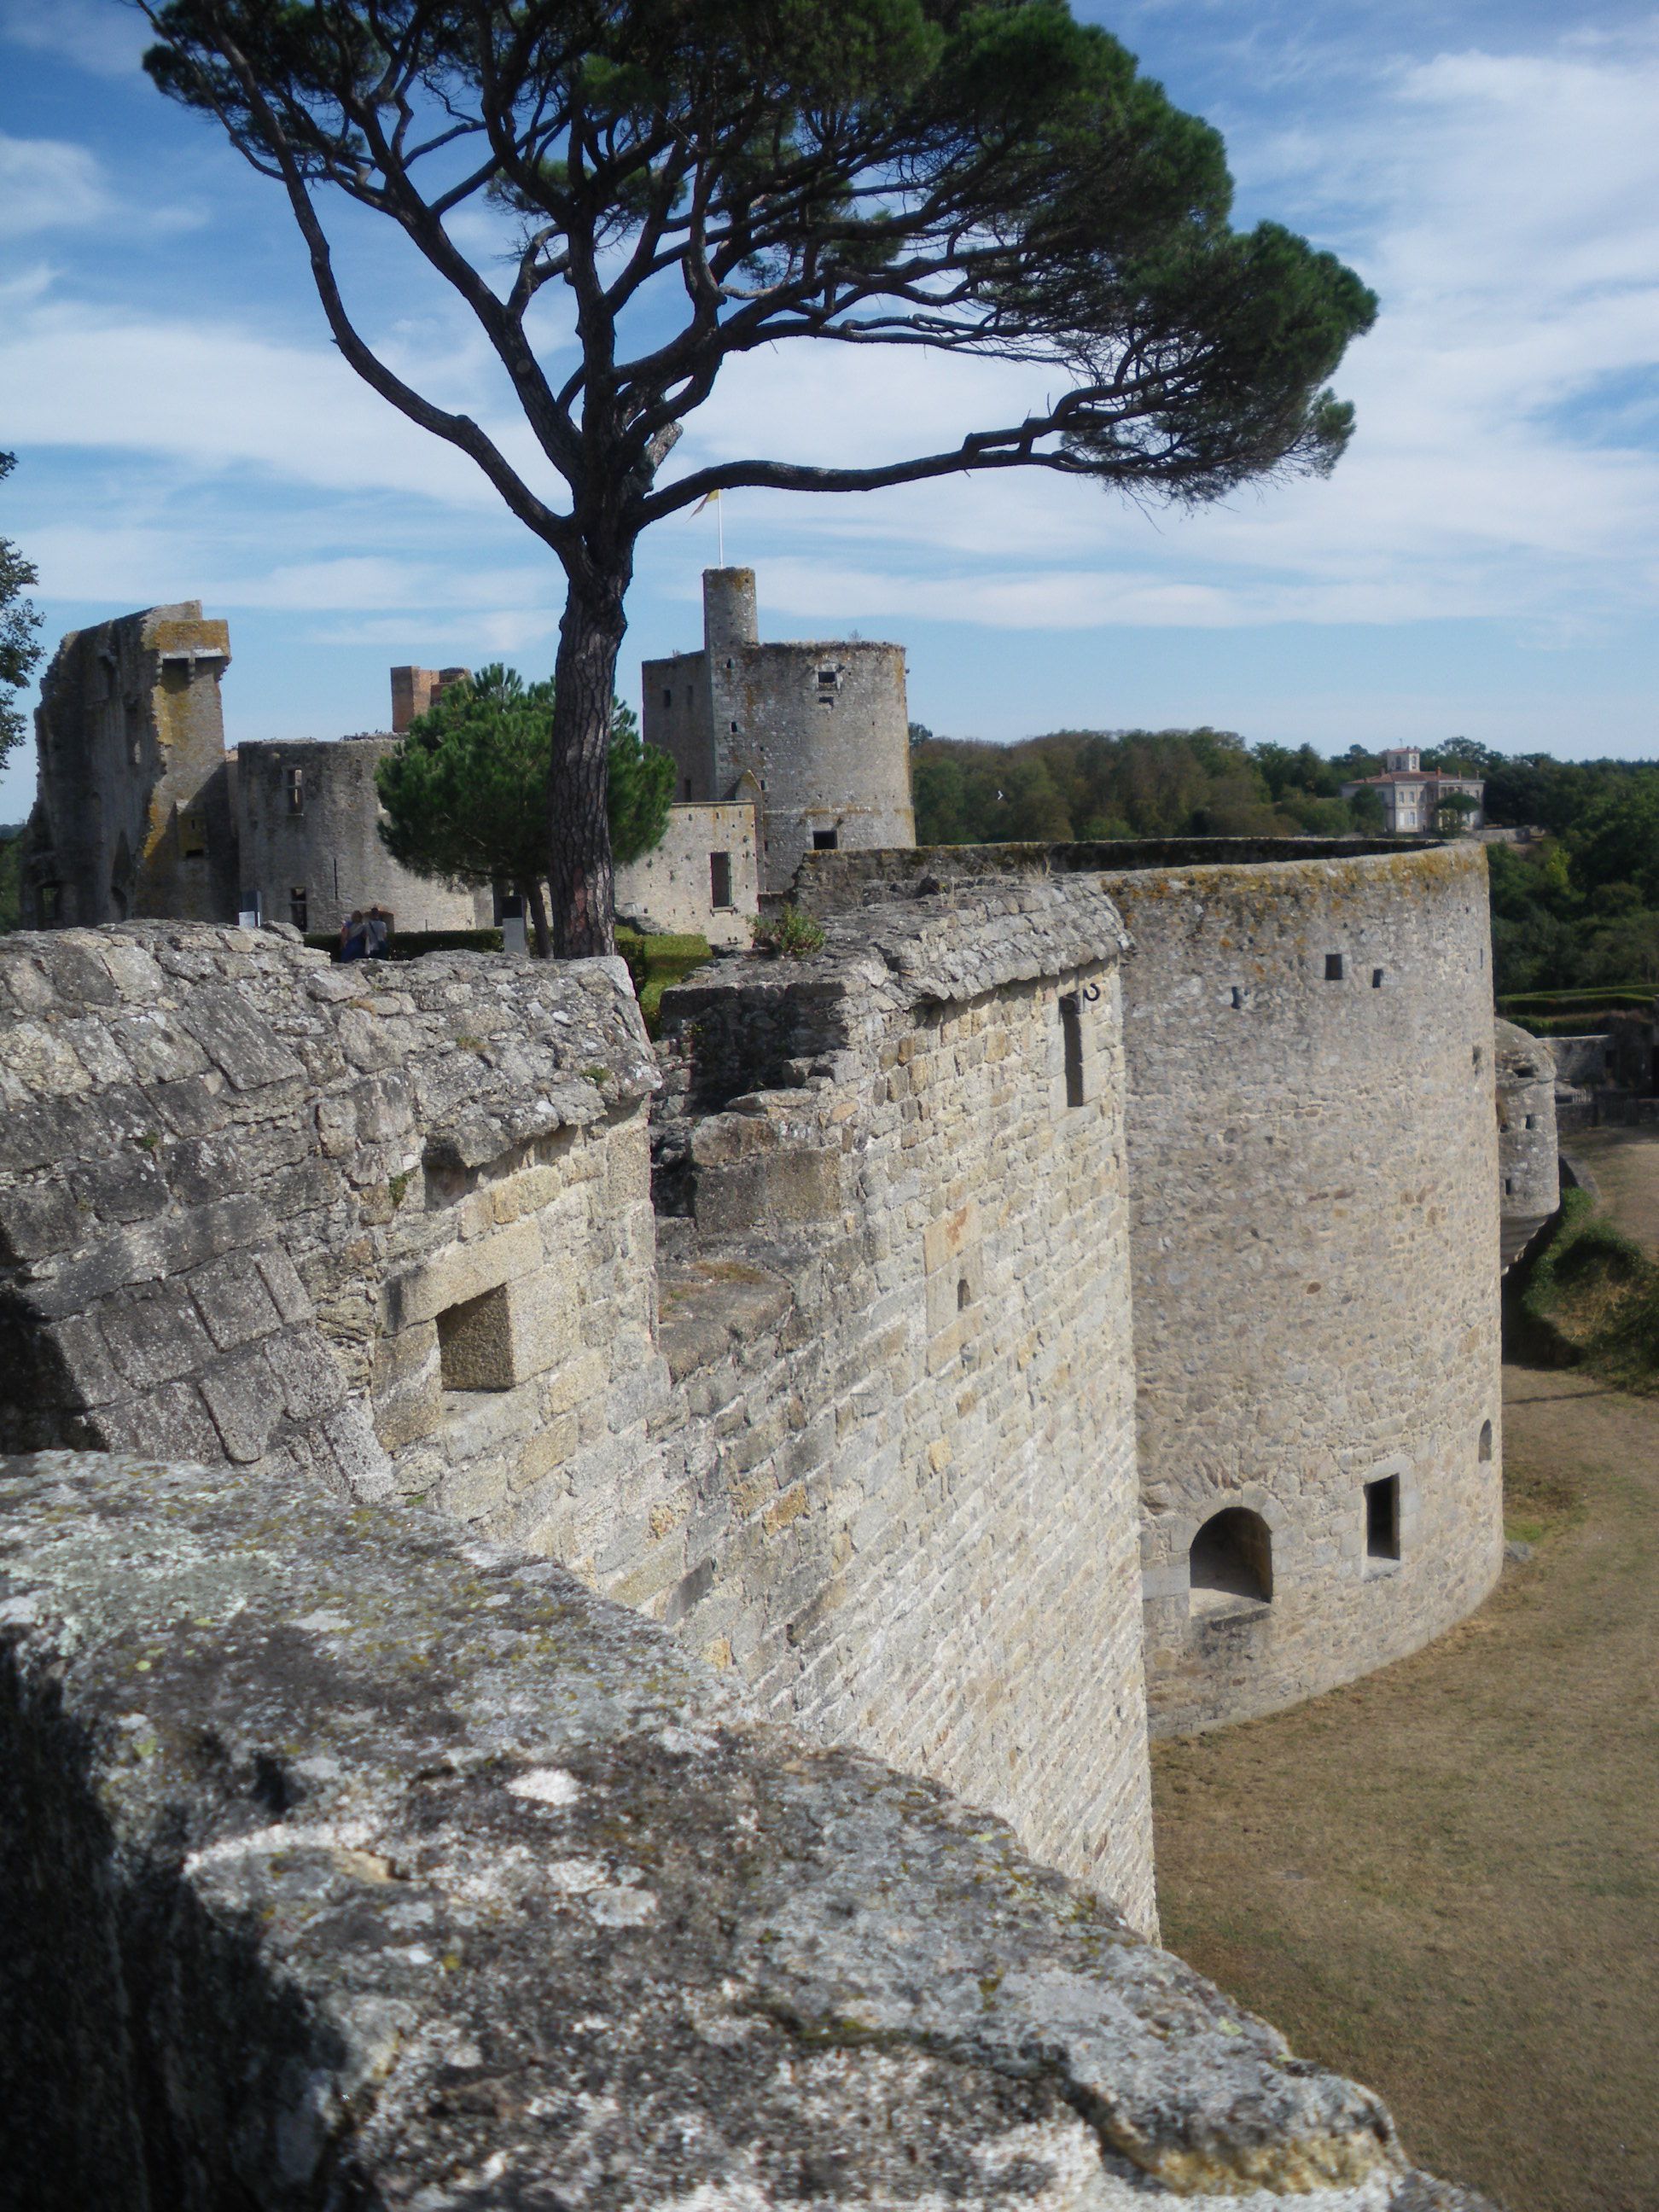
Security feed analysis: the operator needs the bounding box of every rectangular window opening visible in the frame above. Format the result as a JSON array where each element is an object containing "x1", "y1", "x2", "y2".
[
  {"x1": 817, "y1": 667, "x2": 836, "y2": 687},
  {"x1": 812, "y1": 829, "x2": 839, "y2": 852},
  {"x1": 288, "y1": 886, "x2": 308, "y2": 933},
  {"x1": 1371, "y1": 967, "x2": 1386, "y2": 988},
  {"x1": 662, "y1": 687, "x2": 672, "y2": 709},
  {"x1": 1059, "y1": 992, "x2": 1086, "y2": 1109},
  {"x1": 1365, "y1": 1475, "x2": 1400, "y2": 1562},
  {"x1": 436, "y1": 1284, "x2": 515, "y2": 1393},
  {"x1": 286, "y1": 766, "x2": 305, "y2": 815},
  {"x1": 709, "y1": 851, "x2": 733, "y2": 909},
  {"x1": 1324, "y1": 952, "x2": 1346, "y2": 981},
  {"x1": 1504, "y1": 1177, "x2": 1514, "y2": 1195},
  {"x1": 1230, "y1": 986, "x2": 1244, "y2": 1010}
]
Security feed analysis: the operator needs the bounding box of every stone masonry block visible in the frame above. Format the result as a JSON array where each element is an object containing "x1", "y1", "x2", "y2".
[
  {"x1": 262, "y1": 1327, "x2": 349, "y2": 1421},
  {"x1": 198, "y1": 1342, "x2": 286, "y2": 1464},
  {"x1": 96, "y1": 1377, "x2": 224, "y2": 1463},
  {"x1": 383, "y1": 1218, "x2": 544, "y2": 1330},
  {"x1": 185, "y1": 1251, "x2": 284, "y2": 1351},
  {"x1": 102, "y1": 1284, "x2": 218, "y2": 1390},
  {"x1": 68, "y1": 1153, "x2": 169, "y2": 1225},
  {"x1": 254, "y1": 1248, "x2": 315, "y2": 1324},
  {"x1": 0, "y1": 1181, "x2": 83, "y2": 1262},
  {"x1": 38, "y1": 1313, "x2": 125, "y2": 1410},
  {"x1": 176, "y1": 987, "x2": 307, "y2": 1092}
]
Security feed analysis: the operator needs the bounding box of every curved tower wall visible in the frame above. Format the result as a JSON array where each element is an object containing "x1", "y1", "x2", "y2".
[
  {"x1": 1495, "y1": 1019, "x2": 1559, "y2": 1268},
  {"x1": 1101, "y1": 844, "x2": 1504, "y2": 1735}
]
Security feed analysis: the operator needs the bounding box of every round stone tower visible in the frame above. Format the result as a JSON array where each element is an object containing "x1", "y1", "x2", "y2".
[{"x1": 642, "y1": 568, "x2": 917, "y2": 894}]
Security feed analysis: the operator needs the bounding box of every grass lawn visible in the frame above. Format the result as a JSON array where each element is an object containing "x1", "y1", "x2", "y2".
[
  {"x1": 615, "y1": 929, "x2": 715, "y2": 1032},
  {"x1": 1150, "y1": 1135, "x2": 1659, "y2": 2211}
]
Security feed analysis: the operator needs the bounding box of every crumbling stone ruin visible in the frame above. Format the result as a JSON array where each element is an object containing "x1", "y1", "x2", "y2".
[
  {"x1": 0, "y1": 835, "x2": 1533, "y2": 2203},
  {"x1": 3, "y1": 1447, "x2": 1498, "y2": 2210},
  {"x1": 20, "y1": 602, "x2": 238, "y2": 929}
]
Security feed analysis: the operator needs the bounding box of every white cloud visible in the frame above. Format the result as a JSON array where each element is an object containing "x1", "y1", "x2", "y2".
[
  {"x1": 0, "y1": 134, "x2": 117, "y2": 236},
  {"x1": 0, "y1": 290, "x2": 561, "y2": 509},
  {"x1": 1, "y1": 0, "x2": 151, "y2": 78},
  {"x1": 10, "y1": 20, "x2": 1659, "y2": 655}
]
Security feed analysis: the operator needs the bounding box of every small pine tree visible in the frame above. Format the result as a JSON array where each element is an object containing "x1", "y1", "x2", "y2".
[
  {"x1": 0, "y1": 453, "x2": 42, "y2": 772},
  {"x1": 375, "y1": 667, "x2": 672, "y2": 956}
]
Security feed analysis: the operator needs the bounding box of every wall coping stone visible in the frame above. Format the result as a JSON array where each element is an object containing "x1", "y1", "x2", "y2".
[{"x1": 0, "y1": 1447, "x2": 1496, "y2": 2211}]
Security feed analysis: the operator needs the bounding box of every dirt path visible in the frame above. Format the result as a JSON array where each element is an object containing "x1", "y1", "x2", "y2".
[
  {"x1": 1561, "y1": 1126, "x2": 1659, "y2": 1258},
  {"x1": 1150, "y1": 1365, "x2": 1659, "y2": 2212}
]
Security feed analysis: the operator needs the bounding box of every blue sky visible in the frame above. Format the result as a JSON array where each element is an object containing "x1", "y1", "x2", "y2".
[{"x1": 3, "y1": 0, "x2": 1659, "y2": 822}]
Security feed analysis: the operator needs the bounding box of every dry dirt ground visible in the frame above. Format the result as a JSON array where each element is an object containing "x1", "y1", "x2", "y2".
[{"x1": 1151, "y1": 1362, "x2": 1659, "y2": 2208}]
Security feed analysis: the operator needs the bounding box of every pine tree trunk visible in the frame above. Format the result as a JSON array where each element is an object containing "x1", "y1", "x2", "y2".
[{"x1": 549, "y1": 578, "x2": 626, "y2": 958}]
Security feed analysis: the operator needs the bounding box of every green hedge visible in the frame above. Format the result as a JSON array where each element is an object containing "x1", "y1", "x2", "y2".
[
  {"x1": 614, "y1": 927, "x2": 712, "y2": 1033},
  {"x1": 1508, "y1": 1010, "x2": 1644, "y2": 1039},
  {"x1": 1499, "y1": 987, "x2": 1655, "y2": 1016},
  {"x1": 304, "y1": 928, "x2": 504, "y2": 961}
]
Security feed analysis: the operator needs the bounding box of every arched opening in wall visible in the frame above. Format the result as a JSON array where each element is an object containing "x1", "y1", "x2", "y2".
[
  {"x1": 1189, "y1": 1508, "x2": 1272, "y2": 1611},
  {"x1": 1478, "y1": 1419, "x2": 1493, "y2": 1463}
]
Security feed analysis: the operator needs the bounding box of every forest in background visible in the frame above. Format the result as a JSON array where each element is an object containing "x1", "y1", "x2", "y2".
[{"x1": 911, "y1": 730, "x2": 1659, "y2": 998}]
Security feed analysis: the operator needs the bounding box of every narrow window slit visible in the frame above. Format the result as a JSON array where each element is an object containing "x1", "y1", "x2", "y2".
[{"x1": 1059, "y1": 992, "x2": 1086, "y2": 1108}]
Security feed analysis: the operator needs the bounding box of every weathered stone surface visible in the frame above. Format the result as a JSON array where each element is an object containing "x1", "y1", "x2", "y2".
[{"x1": 0, "y1": 1449, "x2": 1496, "y2": 2212}]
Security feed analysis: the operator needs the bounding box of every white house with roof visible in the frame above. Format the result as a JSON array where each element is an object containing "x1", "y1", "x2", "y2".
[{"x1": 1341, "y1": 748, "x2": 1485, "y2": 834}]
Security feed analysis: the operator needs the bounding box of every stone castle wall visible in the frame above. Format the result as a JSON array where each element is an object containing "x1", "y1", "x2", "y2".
[
  {"x1": 22, "y1": 604, "x2": 238, "y2": 930},
  {"x1": 0, "y1": 884, "x2": 1156, "y2": 1931},
  {"x1": 640, "y1": 885, "x2": 1150, "y2": 1921},
  {"x1": 236, "y1": 736, "x2": 490, "y2": 936},
  {"x1": 1097, "y1": 846, "x2": 1503, "y2": 1733},
  {"x1": 613, "y1": 800, "x2": 759, "y2": 945},
  {"x1": 791, "y1": 839, "x2": 1506, "y2": 1736}
]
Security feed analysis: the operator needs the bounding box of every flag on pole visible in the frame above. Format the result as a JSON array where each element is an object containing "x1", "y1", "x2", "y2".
[{"x1": 694, "y1": 487, "x2": 725, "y2": 563}]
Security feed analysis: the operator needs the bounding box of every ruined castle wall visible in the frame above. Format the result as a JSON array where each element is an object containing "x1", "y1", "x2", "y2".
[
  {"x1": 0, "y1": 926, "x2": 661, "y2": 1525},
  {"x1": 1096, "y1": 845, "x2": 1504, "y2": 1734},
  {"x1": 23, "y1": 604, "x2": 237, "y2": 930},
  {"x1": 614, "y1": 800, "x2": 759, "y2": 946},
  {"x1": 641, "y1": 571, "x2": 917, "y2": 894},
  {"x1": 710, "y1": 639, "x2": 917, "y2": 891},
  {"x1": 235, "y1": 737, "x2": 489, "y2": 936},
  {"x1": 1495, "y1": 1019, "x2": 1558, "y2": 1268}
]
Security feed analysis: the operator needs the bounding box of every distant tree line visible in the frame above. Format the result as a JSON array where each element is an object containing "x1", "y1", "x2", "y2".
[{"x1": 908, "y1": 725, "x2": 1401, "y2": 845}]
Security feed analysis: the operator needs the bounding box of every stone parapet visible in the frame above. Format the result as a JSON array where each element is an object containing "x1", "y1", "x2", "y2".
[{"x1": 0, "y1": 1447, "x2": 1497, "y2": 2212}]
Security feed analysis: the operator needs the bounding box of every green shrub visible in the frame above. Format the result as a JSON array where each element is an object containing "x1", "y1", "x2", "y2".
[{"x1": 749, "y1": 905, "x2": 826, "y2": 958}]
